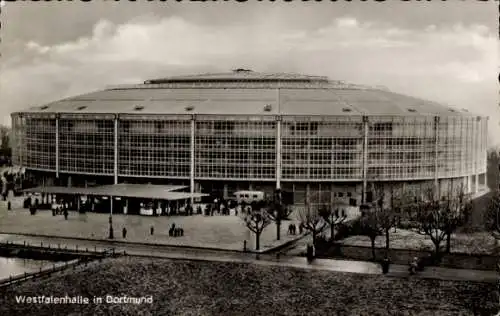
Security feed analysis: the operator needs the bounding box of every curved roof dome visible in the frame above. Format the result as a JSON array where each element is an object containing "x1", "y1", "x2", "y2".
[{"x1": 21, "y1": 70, "x2": 474, "y2": 117}]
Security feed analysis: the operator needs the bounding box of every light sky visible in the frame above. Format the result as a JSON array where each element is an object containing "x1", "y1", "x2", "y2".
[{"x1": 1, "y1": 1, "x2": 499, "y2": 145}]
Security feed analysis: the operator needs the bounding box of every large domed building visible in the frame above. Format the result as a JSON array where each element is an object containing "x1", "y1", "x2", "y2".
[{"x1": 11, "y1": 69, "x2": 488, "y2": 205}]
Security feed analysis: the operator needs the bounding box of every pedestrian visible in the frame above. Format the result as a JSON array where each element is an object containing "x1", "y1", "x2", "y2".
[
  {"x1": 64, "y1": 209, "x2": 68, "y2": 220},
  {"x1": 179, "y1": 228, "x2": 184, "y2": 237},
  {"x1": 150, "y1": 225, "x2": 154, "y2": 236},
  {"x1": 382, "y1": 257, "x2": 390, "y2": 274},
  {"x1": 306, "y1": 244, "x2": 314, "y2": 262},
  {"x1": 122, "y1": 227, "x2": 127, "y2": 239}
]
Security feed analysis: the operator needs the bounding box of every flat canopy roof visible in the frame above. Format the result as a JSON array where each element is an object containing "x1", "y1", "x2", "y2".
[{"x1": 23, "y1": 184, "x2": 209, "y2": 201}]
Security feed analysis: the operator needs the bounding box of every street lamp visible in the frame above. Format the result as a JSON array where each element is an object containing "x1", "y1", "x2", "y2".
[{"x1": 107, "y1": 196, "x2": 114, "y2": 239}]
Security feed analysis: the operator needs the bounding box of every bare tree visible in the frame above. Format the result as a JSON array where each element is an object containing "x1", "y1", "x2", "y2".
[
  {"x1": 297, "y1": 202, "x2": 327, "y2": 246},
  {"x1": 409, "y1": 185, "x2": 470, "y2": 255},
  {"x1": 265, "y1": 190, "x2": 294, "y2": 241},
  {"x1": 485, "y1": 190, "x2": 500, "y2": 243},
  {"x1": 487, "y1": 150, "x2": 500, "y2": 190},
  {"x1": 411, "y1": 186, "x2": 465, "y2": 257},
  {"x1": 441, "y1": 184, "x2": 471, "y2": 253},
  {"x1": 242, "y1": 207, "x2": 272, "y2": 251},
  {"x1": 363, "y1": 183, "x2": 399, "y2": 259},
  {"x1": 319, "y1": 200, "x2": 347, "y2": 242},
  {"x1": 393, "y1": 189, "x2": 419, "y2": 228},
  {"x1": 359, "y1": 204, "x2": 384, "y2": 261}
]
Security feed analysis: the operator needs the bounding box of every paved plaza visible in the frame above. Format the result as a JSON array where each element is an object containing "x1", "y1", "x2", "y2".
[{"x1": 0, "y1": 200, "x2": 302, "y2": 252}]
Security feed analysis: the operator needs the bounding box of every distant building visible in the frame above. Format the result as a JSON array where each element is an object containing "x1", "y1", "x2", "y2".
[{"x1": 10, "y1": 70, "x2": 488, "y2": 204}]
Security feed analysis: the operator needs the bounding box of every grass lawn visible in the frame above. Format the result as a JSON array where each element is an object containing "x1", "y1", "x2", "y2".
[
  {"x1": 0, "y1": 257, "x2": 497, "y2": 316},
  {"x1": 340, "y1": 228, "x2": 498, "y2": 255}
]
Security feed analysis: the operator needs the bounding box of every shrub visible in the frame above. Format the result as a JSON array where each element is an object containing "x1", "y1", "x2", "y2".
[
  {"x1": 315, "y1": 234, "x2": 329, "y2": 248},
  {"x1": 334, "y1": 218, "x2": 364, "y2": 241}
]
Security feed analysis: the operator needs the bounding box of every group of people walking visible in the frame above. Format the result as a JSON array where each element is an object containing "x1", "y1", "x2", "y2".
[
  {"x1": 168, "y1": 223, "x2": 184, "y2": 237},
  {"x1": 287, "y1": 223, "x2": 303, "y2": 235}
]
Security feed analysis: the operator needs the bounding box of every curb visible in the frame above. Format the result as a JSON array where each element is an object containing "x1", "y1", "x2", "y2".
[
  {"x1": 0, "y1": 231, "x2": 303, "y2": 255},
  {"x1": 259, "y1": 233, "x2": 307, "y2": 254}
]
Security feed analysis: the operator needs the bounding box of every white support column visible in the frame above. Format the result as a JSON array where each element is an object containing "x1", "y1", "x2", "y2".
[
  {"x1": 113, "y1": 115, "x2": 118, "y2": 185},
  {"x1": 434, "y1": 116, "x2": 439, "y2": 194},
  {"x1": 276, "y1": 116, "x2": 282, "y2": 190},
  {"x1": 190, "y1": 115, "x2": 195, "y2": 205},
  {"x1": 459, "y1": 117, "x2": 465, "y2": 178},
  {"x1": 110, "y1": 197, "x2": 113, "y2": 217},
  {"x1": 474, "y1": 117, "x2": 480, "y2": 193},
  {"x1": 55, "y1": 115, "x2": 60, "y2": 179},
  {"x1": 361, "y1": 116, "x2": 369, "y2": 204}
]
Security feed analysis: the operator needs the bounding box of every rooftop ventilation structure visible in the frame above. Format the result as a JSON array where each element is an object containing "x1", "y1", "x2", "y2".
[
  {"x1": 185, "y1": 105, "x2": 195, "y2": 112},
  {"x1": 134, "y1": 105, "x2": 144, "y2": 111},
  {"x1": 76, "y1": 105, "x2": 87, "y2": 111},
  {"x1": 342, "y1": 108, "x2": 352, "y2": 113},
  {"x1": 263, "y1": 104, "x2": 272, "y2": 112},
  {"x1": 233, "y1": 68, "x2": 253, "y2": 73},
  {"x1": 448, "y1": 108, "x2": 457, "y2": 113},
  {"x1": 407, "y1": 108, "x2": 417, "y2": 113},
  {"x1": 40, "y1": 105, "x2": 49, "y2": 110}
]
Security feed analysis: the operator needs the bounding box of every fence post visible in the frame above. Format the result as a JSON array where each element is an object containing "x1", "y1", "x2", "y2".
[
  {"x1": 23, "y1": 241, "x2": 25, "y2": 247},
  {"x1": 41, "y1": 242, "x2": 43, "y2": 248},
  {"x1": 86, "y1": 248, "x2": 88, "y2": 252}
]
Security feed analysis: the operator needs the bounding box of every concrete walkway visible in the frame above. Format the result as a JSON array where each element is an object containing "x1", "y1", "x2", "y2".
[
  {"x1": 1, "y1": 233, "x2": 497, "y2": 284},
  {"x1": 0, "y1": 206, "x2": 304, "y2": 253}
]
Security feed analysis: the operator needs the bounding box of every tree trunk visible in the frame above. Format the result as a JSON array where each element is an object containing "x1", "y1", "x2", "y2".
[
  {"x1": 276, "y1": 221, "x2": 281, "y2": 241},
  {"x1": 255, "y1": 232, "x2": 260, "y2": 251},
  {"x1": 385, "y1": 229, "x2": 390, "y2": 257},
  {"x1": 433, "y1": 240, "x2": 440, "y2": 256},
  {"x1": 371, "y1": 237, "x2": 376, "y2": 261},
  {"x1": 330, "y1": 224, "x2": 335, "y2": 242},
  {"x1": 446, "y1": 233, "x2": 451, "y2": 253},
  {"x1": 312, "y1": 232, "x2": 317, "y2": 246}
]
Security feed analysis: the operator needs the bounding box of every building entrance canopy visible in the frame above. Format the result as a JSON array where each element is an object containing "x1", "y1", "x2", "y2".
[{"x1": 23, "y1": 183, "x2": 209, "y2": 201}]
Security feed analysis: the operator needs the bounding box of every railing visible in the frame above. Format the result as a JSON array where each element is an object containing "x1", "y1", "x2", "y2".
[
  {"x1": 0, "y1": 240, "x2": 116, "y2": 256},
  {"x1": 0, "y1": 241, "x2": 117, "y2": 290},
  {"x1": 0, "y1": 259, "x2": 82, "y2": 289}
]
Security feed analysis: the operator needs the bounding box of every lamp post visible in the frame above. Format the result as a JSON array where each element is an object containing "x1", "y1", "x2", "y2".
[{"x1": 108, "y1": 196, "x2": 114, "y2": 239}]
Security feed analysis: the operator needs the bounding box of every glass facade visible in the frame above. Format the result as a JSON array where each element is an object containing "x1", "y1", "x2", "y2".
[
  {"x1": 118, "y1": 115, "x2": 191, "y2": 178},
  {"x1": 59, "y1": 116, "x2": 114, "y2": 175},
  {"x1": 195, "y1": 116, "x2": 276, "y2": 180},
  {"x1": 367, "y1": 116, "x2": 436, "y2": 180},
  {"x1": 281, "y1": 116, "x2": 363, "y2": 180},
  {"x1": 11, "y1": 113, "x2": 488, "y2": 186},
  {"x1": 12, "y1": 114, "x2": 56, "y2": 171}
]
